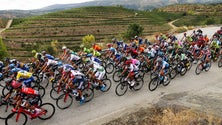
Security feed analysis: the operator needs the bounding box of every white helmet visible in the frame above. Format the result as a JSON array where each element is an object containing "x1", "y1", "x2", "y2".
[{"x1": 62, "y1": 46, "x2": 67, "y2": 50}]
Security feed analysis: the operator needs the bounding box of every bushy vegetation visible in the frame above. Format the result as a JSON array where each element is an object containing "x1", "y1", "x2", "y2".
[
  {"x1": 124, "y1": 23, "x2": 144, "y2": 40},
  {"x1": 0, "y1": 37, "x2": 8, "y2": 60}
]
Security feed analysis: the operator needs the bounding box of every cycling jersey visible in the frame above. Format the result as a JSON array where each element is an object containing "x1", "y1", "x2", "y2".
[
  {"x1": 46, "y1": 59, "x2": 58, "y2": 66},
  {"x1": 45, "y1": 54, "x2": 55, "y2": 60},
  {"x1": 93, "y1": 45, "x2": 102, "y2": 51},
  {"x1": 16, "y1": 71, "x2": 32, "y2": 80},
  {"x1": 70, "y1": 53, "x2": 80, "y2": 61}
]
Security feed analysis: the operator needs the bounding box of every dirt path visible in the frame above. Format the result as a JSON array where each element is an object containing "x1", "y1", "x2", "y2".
[
  {"x1": 168, "y1": 19, "x2": 179, "y2": 30},
  {"x1": 0, "y1": 19, "x2": 13, "y2": 34}
]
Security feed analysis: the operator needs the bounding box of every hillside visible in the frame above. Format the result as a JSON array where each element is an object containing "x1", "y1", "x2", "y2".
[
  {"x1": 159, "y1": 3, "x2": 222, "y2": 26},
  {"x1": 1, "y1": 0, "x2": 222, "y2": 18},
  {"x1": 1, "y1": 6, "x2": 182, "y2": 59}
]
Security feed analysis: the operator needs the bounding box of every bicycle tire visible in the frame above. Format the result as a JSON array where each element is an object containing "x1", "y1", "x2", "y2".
[
  {"x1": 38, "y1": 103, "x2": 55, "y2": 120},
  {"x1": 115, "y1": 81, "x2": 128, "y2": 96},
  {"x1": 148, "y1": 78, "x2": 159, "y2": 91},
  {"x1": 56, "y1": 93, "x2": 73, "y2": 110},
  {"x1": 5, "y1": 112, "x2": 27, "y2": 125},
  {"x1": 100, "y1": 79, "x2": 112, "y2": 92}
]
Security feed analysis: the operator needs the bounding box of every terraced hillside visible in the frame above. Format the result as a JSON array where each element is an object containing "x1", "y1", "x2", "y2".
[
  {"x1": 159, "y1": 4, "x2": 222, "y2": 27},
  {"x1": 1, "y1": 6, "x2": 182, "y2": 59},
  {"x1": 0, "y1": 18, "x2": 8, "y2": 28}
]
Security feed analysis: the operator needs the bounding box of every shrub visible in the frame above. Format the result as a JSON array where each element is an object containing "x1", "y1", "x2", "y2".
[
  {"x1": 82, "y1": 35, "x2": 95, "y2": 48},
  {"x1": 205, "y1": 18, "x2": 216, "y2": 25},
  {"x1": 124, "y1": 23, "x2": 144, "y2": 40}
]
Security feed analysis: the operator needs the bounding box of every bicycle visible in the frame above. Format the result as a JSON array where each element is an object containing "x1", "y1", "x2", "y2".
[
  {"x1": 148, "y1": 72, "x2": 171, "y2": 91},
  {"x1": 115, "y1": 73, "x2": 144, "y2": 96},
  {"x1": 5, "y1": 103, "x2": 55, "y2": 125}
]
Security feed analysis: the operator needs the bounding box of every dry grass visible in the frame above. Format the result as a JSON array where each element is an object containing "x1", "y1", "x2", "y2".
[{"x1": 105, "y1": 105, "x2": 222, "y2": 125}]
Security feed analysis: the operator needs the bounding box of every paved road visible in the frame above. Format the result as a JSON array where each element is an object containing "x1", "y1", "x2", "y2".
[{"x1": 0, "y1": 26, "x2": 222, "y2": 125}]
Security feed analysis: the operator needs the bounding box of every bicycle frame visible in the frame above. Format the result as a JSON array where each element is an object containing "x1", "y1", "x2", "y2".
[{"x1": 14, "y1": 106, "x2": 47, "y2": 121}]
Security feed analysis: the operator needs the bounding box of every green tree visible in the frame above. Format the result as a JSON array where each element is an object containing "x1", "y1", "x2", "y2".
[
  {"x1": 124, "y1": 23, "x2": 144, "y2": 40},
  {"x1": 82, "y1": 35, "x2": 95, "y2": 48},
  {"x1": 0, "y1": 37, "x2": 8, "y2": 60}
]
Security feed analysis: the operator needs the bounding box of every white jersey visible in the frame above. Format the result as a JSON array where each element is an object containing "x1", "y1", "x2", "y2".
[
  {"x1": 71, "y1": 70, "x2": 85, "y2": 79},
  {"x1": 47, "y1": 59, "x2": 58, "y2": 66},
  {"x1": 70, "y1": 54, "x2": 80, "y2": 61}
]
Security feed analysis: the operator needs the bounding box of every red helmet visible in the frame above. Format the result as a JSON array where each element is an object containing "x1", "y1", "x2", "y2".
[
  {"x1": 12, "y1": 80, "x2": 22, "y2": 89},
  {"x1": 125, "y1": 60, "x2": 132, "y2": 65},
  {"x1": 107, "y1": 44, "x2": 112, "y2": 48}
]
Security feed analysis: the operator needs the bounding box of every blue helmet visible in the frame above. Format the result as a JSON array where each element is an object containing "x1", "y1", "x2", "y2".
[
  {"x1": 86, "y1": 53, "x2": 93, "y2": 57},
  {"x1": 57, "y1": 61, "x2": 63, "y2": 66},
  {"x1": 9, "y1": 64, "x2": 15, "y2": 69},
  {"x1": 11, "y1": 68, "x2": 18, "y2": 73}
]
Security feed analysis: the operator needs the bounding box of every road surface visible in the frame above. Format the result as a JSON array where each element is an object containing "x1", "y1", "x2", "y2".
[{"x1": 0, "y1": 26, "x2": 222, "y2": 125}]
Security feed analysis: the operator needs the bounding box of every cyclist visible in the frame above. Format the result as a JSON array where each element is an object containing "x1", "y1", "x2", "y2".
[
  {"x1": 10, "y1": 82, "x2": 42, "y2": 115},
  {"x1": 121, "y1": 58, "x2": 140, "y2": 87},
  {"x1": 92, "y1": 43, "x2": 102, "y2": 52},
  {"x1": 86, "y1": 62, "x2": 106, "y2": 91},
  {"x1": 153, "y1": 57, "x2": 169, "y2": 82},
  {"x1": 65, "y1": 68, "x2": 86, "y2": 104}
]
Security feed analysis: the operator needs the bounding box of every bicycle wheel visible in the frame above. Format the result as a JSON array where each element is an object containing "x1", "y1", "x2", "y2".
[
  {"x1": 112, "y1": 70, "x2": 122, "y2": 82},
  {"x1": 50, "y1": 86, "x2": 64, "y2": 100},
  {"x1": 105, "y1": 63, "x2": 114, "y2": 74},
  {"x1": 195, "y1": 63, "x2": 203, "y2": 75},
  {"x1": 56, "y1": 93, "x2": 73, "y2": 110},
  {"x1": 186, "y1": 61, "x2": 192, "y2": 70},
  {"x1": 133, "y1": 77, "x2": 144, "y2": 91},
  {"x1": 218, "y1": 58, "x2": 222, "y2": 68},
  {"x1": 5, "y1": 112, "x2": 27, "y2": 125},
  {"x1": 33, "y1": 85, "x2": 45, "y2": 98},
  {"x1": 163, "y1": 74, "x2": 171, "y2": 86},
  {"x1": 180, "y1": 68, "x2": 187, "y2": 76},
  {"x1": 115, "y1": 81, "x2": 128, "y2": 96},
  {"x1": 100, "y1": 79, "x2": 112, "y2": 92},
  {"x1": 82, "y1": 88, "x2": 94, "y2": 103},
  {"x1": 38, "y1": 103, "x2": 55, "y2": 120},
  {"x1": 169, "y1": 68, "x2": 177, "y2": 79},
  {"x1": 205, "y1": 62, "x2": 212, "y2": 72},
  {"x1": 148, "y1": 78, "x2": 159, "y2": 91}
]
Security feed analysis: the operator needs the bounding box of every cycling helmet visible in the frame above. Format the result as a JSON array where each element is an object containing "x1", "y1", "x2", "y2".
[
  {"x1": 57, "y1": 61, "x2": 63, "y2": 66},
  {"x1": 112, "y1": 38, "x2": 116, "y2": 41},
  {"x1": 157, "y1": 57, "x2": 162, "y2": 62},
  {"x1": 64, "y1": 67, "x2": 71, "y2": 73},
  {"x1": 12, "y1": 80, "x2": 22, "y2": 89},
  {"x1": 31, "y1": 50, "x2": 36, "y2": 54},
  {"x1": 86, "y1": 53, "x2": 93, "y2": 57},
  {"x1": 9, "y1": 63, "x2": 15, "y2": 69},
  {"x1": 107, "y1": 44, "x2": 112, "y2": 48},
  {"x1": 125, "y1": 60, "x2": 132, "y2": 65},
  {"x1": 11, "y1": 68, "x2": 18, "y2": 73},
  {"x1": 62, "y1": 46, "x2": 67, "y2": 50},
  {"x1": 11, "y1": 59, "x2": 16, "y2": 64},
  {"x1": 41, "y1": 51, "x2": 46, "y2": 55},
  {"x1": 80, "y1": 44, "x2": 84, "y2": 48},
  {"x1": 135, "y1": 61, "x2": 140, "y2": 66}
]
